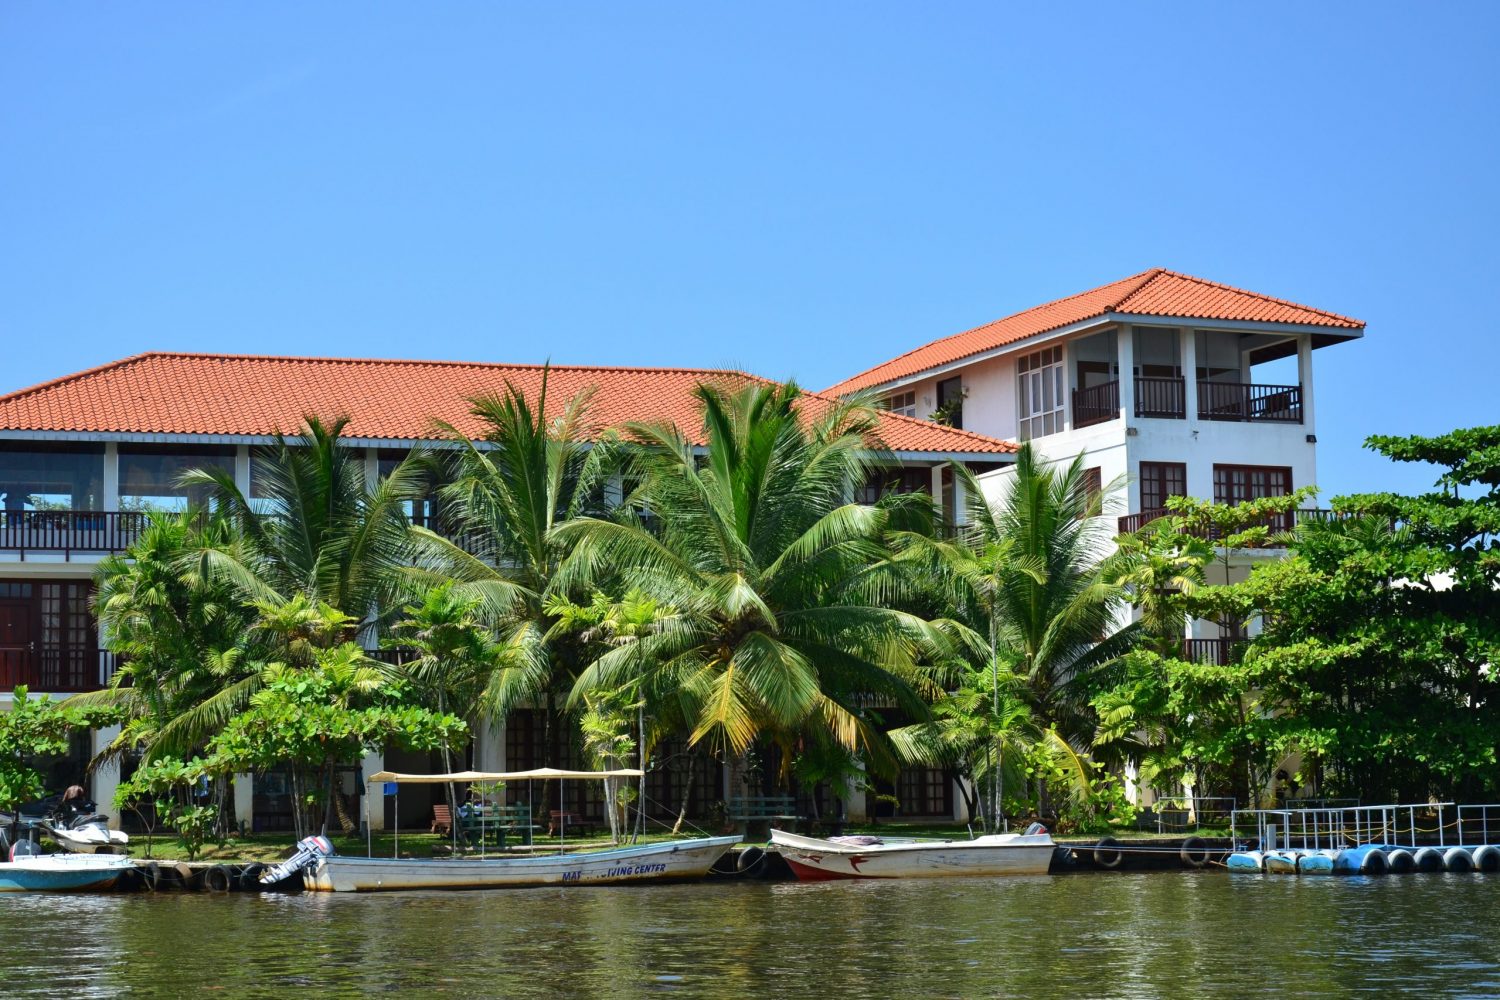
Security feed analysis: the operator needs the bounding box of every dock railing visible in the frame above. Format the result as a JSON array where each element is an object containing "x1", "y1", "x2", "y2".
[
  {"x1": 1224, "y1": 802, "x2": 1500, "y2": 852},
  {"x1": 1150, "y1": 796, "x2": 1236, "y2": 833}
]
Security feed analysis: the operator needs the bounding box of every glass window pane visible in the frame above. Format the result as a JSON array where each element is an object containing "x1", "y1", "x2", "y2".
[
  {"x1": 0, "y1": 443, "x2": 105, "y2": 511},
  {"x1": 119, "y1": 446, "x2": 234, "y2": 511}
]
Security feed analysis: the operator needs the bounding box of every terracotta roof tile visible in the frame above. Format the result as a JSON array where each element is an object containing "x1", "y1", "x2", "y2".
[
  {"x1": 824, "y1": 269, "x2": 1364, "y2": 395},
  {"x1": 0, "y1": 353, "x2": 1017, "y2": 456}
]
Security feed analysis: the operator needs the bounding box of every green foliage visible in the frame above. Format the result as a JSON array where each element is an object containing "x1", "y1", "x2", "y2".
[
  {"x1": 0, "y1": 688, "x2": 121, "y2": 811},
  {"x1": 113, "y1": 755, "x2": 217, "y2": 860},
  {"x1": 558, "y1": 380, "x2": 953, "y2": 768}
]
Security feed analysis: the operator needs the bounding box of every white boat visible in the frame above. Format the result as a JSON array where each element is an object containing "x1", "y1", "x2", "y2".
[
  {"x1": 307, "y1": 834, "x2": 740, "y2": 892},
  {"x1": 292, "y1": 766, "x2": 739, "y2": 893},
  {"x1": 771, "y1": 828, "x2": 1056, "y2": 880},
  {"x1": 0, "y1": 853, "x2": 135, "y2": 892}
]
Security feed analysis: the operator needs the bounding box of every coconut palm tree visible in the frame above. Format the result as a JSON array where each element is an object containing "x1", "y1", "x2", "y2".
[
  {"x1": 180, "y1": 415, "x2": 432, "y2": 636},
  {"x1": 555, "y1": 380, "x2": 954, "y2": 776},
  {"x1": 412, "y1": 370, "x2": 619, "y2": 771},
  {"x1": 891, "y1": 444, "x2": 1128, "y2": 823},
  {"x1": 86, "y1": 512, "x2": 265, "y2": 765}
]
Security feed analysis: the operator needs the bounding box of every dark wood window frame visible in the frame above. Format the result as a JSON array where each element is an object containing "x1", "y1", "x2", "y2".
[
  {"x1": 1212, "y1": 464, "x2": 1293, "y2": 506},
  {"x1": 1139, "y1": 461, "x2": 1187, "y2": 512}
]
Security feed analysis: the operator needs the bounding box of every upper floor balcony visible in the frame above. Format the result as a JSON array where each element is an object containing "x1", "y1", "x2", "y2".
[
  {"x1": 1117, "y1": 505, "x2": 1342, "y2": 543},
  {"x1": 1072, "y1": 377, "x2": 1303, "y2": 428},
  {"x1": 0, "y1": 646, "x2": 120, "y2": 693},
  {"x1": 0, "y1": 510, "x2": 156, "y2": 560}
]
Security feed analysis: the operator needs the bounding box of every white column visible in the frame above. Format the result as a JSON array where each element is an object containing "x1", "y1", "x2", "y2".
[
  {"x1": 102, "y1": 443, "x2": 119, "y2": 512},
  {"x1": 475, "y1": 717, "x2": 505, "y2": 771},
  {"x1": 360, "y1": 751, "x2": 385, "y2": 832},
  {"x1": 1060, "y1": 338, "x2": 1074, "y2": 432},
  {"x1": 1117, "y1": 326, "x2": 1135, "y2": 422},
  {"x1": 364, "y1": 447, "x2": 380, "y2": 492},
  {"x1": 1180, "y1": 328, "x2": 1198, "y2": 424},
  {"x1": 233, "y1": 445, "x2": 251, "y2": 495},
  {"x1": 1297, "y1": 336, "x2": 1316, "y2": 432},
  {"x1": 90, "y1": 725, "x2": 121, "y2": 814},
  {"x1": 234, "y1": 774, "x2": 255, "y2": 834}
]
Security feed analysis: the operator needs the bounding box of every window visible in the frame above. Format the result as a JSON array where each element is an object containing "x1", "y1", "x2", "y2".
[
  {"x1": 884, "y1": 390, "x2": 917, "y2": 418},
  {"x1": 934, "y1": 377, "x2": 964, "y2": 429},
  {"x1": 1213, "y1": 465, "x2": 1292, "y2": 506},
  {"x1": 1017, "y1": 347, "x2": 1064, "y2": 440},
  {"x1": 1082, "y1": 467, "x2": 1103, "y2": 513},
  {"x1": 0, "y1": 443, "x2": 105, "y2": 512},
  {"x1": 855, "y1": 467, "x2": 931, "y2": 505},
  {"x1": 119, "y1": 445, "x2": 235, "y2": 511},
  {"x1": 1140, "y1": 462, "x2": 1187, "y2": 512}
]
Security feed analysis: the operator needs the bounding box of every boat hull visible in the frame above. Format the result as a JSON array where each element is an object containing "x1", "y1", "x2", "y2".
[
  {"x1": 307, "y1": 835, "x2": 740, "y2": 892},
  {"x1": 0, "y1": 854, "x2": 135, "y2": 892},
  {"x1": 771, "y1": 830, "x2": 1055, "y2": 880}
]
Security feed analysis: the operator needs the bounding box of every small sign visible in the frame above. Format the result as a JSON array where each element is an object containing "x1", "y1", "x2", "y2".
[{"x1": 383, "y1": 782, "x2": 399, "y2": 796}]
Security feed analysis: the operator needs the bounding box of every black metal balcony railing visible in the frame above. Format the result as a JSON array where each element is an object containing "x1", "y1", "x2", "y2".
[
  {"x1": 0, "y1": 510, "x2": 153, "y2": 560},
  {"x1": 1072, "y1": 381, "x2": 1120, "y2": 428},
  {"x1": 1197, "y1": 381, "x2": 1302, "y2": 423},
  {"x1": 1134, "y1": 377, "x2": 1186, "y2": 419},
  {"x1": 1117, "y1": 507, "x2": 1340, "y2": 542},
  {"x1": 0, "y1": 647, "x2": 120, "y2": 692}
]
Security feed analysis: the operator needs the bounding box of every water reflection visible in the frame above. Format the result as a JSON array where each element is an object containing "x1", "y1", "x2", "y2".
[{"x1": 1, "y1": 873, "x2": 1495, "y2": 997}]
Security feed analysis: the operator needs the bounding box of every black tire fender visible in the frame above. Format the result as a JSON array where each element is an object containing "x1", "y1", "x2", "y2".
[
  {"x1": 1180, "y1": 836, "x2": 1211, "y2": 868},
  {"x1": 1093, "y1": 837, "x2": 1124, "y2": 869},
  {"x1": 204, "y1": 864, "x2": 234, "y2": 893}
]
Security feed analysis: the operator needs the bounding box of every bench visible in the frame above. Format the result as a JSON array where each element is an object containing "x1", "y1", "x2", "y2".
[
  {"x1": 548, "y1": 811, "x2": 595, "y2": 838},
  {"x1": 728, "y1": 795, "x2": 798, "y2": 838},
  {"x1": 459, "y1": 804, "x2": 541, "y2": 850}
]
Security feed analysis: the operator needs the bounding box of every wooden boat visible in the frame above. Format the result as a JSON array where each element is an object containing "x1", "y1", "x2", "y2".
[
  {"x1": 298, "y1": 766, "x2": 739, "y2": 893},
  {"x1": 307, "y1": 834, "x2": 740, "y2": 892},
  {"x1": 771, "y1": 828, "x2": 1055, "y2": 880},
  {"x1": 0, "y1": 853, "x2": 136, "y2": 892}
]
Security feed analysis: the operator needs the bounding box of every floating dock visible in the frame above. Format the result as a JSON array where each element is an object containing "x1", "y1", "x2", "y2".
[{"x1": 1226, "y1": 802, "x2": 1500, "y2": 875}]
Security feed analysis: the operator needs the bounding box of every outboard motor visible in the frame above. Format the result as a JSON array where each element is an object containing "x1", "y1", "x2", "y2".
[{"x1": 259, "y1": 835, "x2": 335, "y2": 885}]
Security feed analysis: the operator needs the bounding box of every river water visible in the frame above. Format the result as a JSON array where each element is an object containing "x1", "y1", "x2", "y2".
[{"x1": 4, "y1": 872, "x2": 1497, "y2": 997}]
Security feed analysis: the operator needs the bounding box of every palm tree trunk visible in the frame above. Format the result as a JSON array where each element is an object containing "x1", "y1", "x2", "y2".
[{"x1": 671, "y1": 756, "x2": 696, "y2": 835}]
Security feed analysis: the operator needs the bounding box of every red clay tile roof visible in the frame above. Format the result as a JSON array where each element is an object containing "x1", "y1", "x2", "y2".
[
  {"x1": 0, "y1": 353, "x2": 1017, "y2": 456},
  {"x1": 825, "y1": 268, "x2": 1365, "y2": 395}
]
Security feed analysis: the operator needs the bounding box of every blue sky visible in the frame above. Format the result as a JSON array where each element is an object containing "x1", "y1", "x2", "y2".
[{"x1": 2, "y1": 3, "x2": 1495, "y2": 498}]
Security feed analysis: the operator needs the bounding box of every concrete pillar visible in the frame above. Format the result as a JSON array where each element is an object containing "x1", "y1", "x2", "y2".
[
  {"x1": 1297, "y1": 335, "x2": 1316, "y2": 432},
  {"x1": 233, "y1": 445, "x2": 251, "y2": 496},
  {"x1": 474, "y1": 717, "x2": 505, "y2": 771},
  {"x1": 90, "y1": 724, "x2": 122, "y2": 814},
  {"x1": 1117, "y1": 326, "x2": 1135, "y2": 422},
  {"x1": 364, "y1": 447, "x2": 380, "y2": 492},
  {"x1": 234, "y1": 773, "x2": 255, "y2": 834},
  {"x1": 102, "y1": 443, "x2": 119, "y2": 512},
  {"x1": 360, "y1": 751, "x2": 384, "y2": 832},
  {"x1": 1180, "y1": 327, "x2": 1198, "y2": 424},
  {"x1": 1060, "y1": 338, "x2": 1074, "y2": 432}
]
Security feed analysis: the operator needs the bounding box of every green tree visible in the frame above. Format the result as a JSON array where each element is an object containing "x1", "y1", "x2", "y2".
[
  {"x1": 557, "y1": 381, "x2": 951, "y2": 780},
  {"x1": 418, "y1": 372, "x2": 617, "y2": 778},
  {"x1": 387, "y1": 582, "x2": 506, "y2": 820},
  {"x1": 182, "y1": 415, "x2": 431, "y2": 633},
  {"x1": 0, "y1": 687, "x2": 120, "y2": 814},
  {"x1": 87, "y1": 512, "x2": 262, "y2": 765},
  {"x1": 1230, "y1": 425, "x2": 1500, "y2": 800},
  {"x1": 209, "y1": 643, "x2": 467, "y2": 838}
]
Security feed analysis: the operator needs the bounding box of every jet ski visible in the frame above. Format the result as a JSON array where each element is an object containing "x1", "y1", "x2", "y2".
[{"x1": 16, "y1": 791, "x2": 130, "y2": 855}]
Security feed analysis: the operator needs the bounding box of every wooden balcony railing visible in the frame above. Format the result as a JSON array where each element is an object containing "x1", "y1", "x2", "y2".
[
  {"x1": 1072, "y1": 381, "x2": 1120, "y2": 428},
  {"x1": 1197, "y1": 381, "x2": 1302, "y2": 423},
  {"x1": 1117, "y1": 507, "x2": 1340, "y2": 542},
  {"x1": 0, "y1": 647, "x2": 120, "y2": 692},
  {"x1": 1134, "y1": 377, "x2": 1186, "y2": 419},
  {"x1": 0, "y1": 510, "x2": 152, "y2": 560}
]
